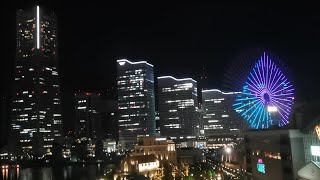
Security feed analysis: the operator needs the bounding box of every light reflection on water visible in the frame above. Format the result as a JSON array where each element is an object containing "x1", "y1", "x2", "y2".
[{"x1": 0, "y1": 164, "x2": 114, "y2": 180}]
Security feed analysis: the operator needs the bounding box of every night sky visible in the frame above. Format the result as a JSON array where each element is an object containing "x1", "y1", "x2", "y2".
[{"x1": 2, "y1": 1, "x2": 320, "y2": 133}]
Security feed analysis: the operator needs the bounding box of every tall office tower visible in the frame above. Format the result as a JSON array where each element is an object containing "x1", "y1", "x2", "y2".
[
  {"x1": 158, "y1": 76, "x2": 199, "y2": 142},
  {"x1": 75, "y1": 92, "x2": 117, "y2": 141},
  {"x1": 117, "y1": 59, "x2": 156, "y2": 148},
  {"x1": 75, "y1": 93, "x2": 101, "y2": 140},
  {"x1": 11, "y1": 6, "x2": 62, "y2": 154},
  {"x1": 202, "y1": 89, "x2": 244, "y2": 149}
]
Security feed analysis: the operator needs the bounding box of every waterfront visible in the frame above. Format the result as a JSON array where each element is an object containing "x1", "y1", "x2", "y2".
[{"x1": 0, "y1": 164, "x2": 116, "y2": 180}]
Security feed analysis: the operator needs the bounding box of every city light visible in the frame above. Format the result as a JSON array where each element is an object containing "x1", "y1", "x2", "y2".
[
  {"x1": 257, "y1": 159, "x2": 266, "y2": 173},
  {"x1": 267, "y1": 106, "x2": 278, "y2": 112},
  {"x1": 36, "y1": 6, "x2": 40, "y2": 49},
  {"x1": 225, "y1": 147, "x2": 231, "y2": 154},
  {"x1": 157, "y1": 76, "x2": 197, "y2": 83},
  {"x1": 117, "y1": 59, "x2": 153, "y2": 67},
  {"x1": 311, "y1": 146, "x2": 320, "y2": 156},
  {"x1": 315, "y1": 125, "x2": 320, "y2": 140},
  {"x1": 202, "y1": 89, "x2": 241, "y2": 95}
]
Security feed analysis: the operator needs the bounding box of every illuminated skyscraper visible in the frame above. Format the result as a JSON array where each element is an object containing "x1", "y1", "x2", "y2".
[
  {"x1": 11, "y1": 6, "x2": 62, "y2": 154},
  {"x1": 117, "y1": 59, "x2": 156, "y2": 148},
  {"x1": 202, "y1": 89, "x2": 244, "y2": 149},
  {"x1": 158, "y1": 76, "x2": 199, "y2": 141}
]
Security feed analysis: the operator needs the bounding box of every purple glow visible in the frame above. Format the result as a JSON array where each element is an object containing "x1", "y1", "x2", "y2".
[
  {"x1": 234, "y1": 52, "x2": 294, "y2": 129},
  {"x1": 258, "y1": 159, "x2": 263, "y2": 163}
]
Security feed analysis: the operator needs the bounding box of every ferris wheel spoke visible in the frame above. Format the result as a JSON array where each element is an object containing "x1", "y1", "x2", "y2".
[
  {"x1": 272, "y1": 93, "x2": 294, "y2": 97},
  {"x1": 234, "y1": 99, "x2": 259, "y2": 110},
  {"x1": 256, "y1": 62, "x2": 265, "y2": 88},
  {"x1": 240, "y1": 99, "x2": 261, "y2": 116},
  {"x1": 268, "y1": 65, "x2": 279, "y2": 91},
  {"x1": 246, "y1": 103, "x2": 262, "y2": 125},
  {"x1": 261, "y1": 55, "x2": 266, "y2": 88},
  {"x1": 271, "y1": 97, "x2": 294, "y2": 103},
  {"x1": 251, "y1": 104, "x2": 264, "y2": 128},
  {"x1": 270, "y1": 100, "x2": 290, "y2": 115},
  {"x1": 267, "y1": 60, "x2": 275, "y2": 90},
  {"x1": 246, "y1": 81, "x2": 261, "y2": 94},
  {"x1": 272, "y1": 84, "x2": 293, "y2": 95},
  {"x1": 253, "y1": 68, "x2": 264, "y2": 88},
  {"x1": 270, "y1": 71, "x2": 284, "y2": 91},
  {"x1": 256, "y1": 104, "x2": 265, "y2": 129},
  {"x1": 270, "y1": 77, "x2": 288, "y2": 93},
  {"x1": 248, "y1": 74, "x2": 262, "y2": 91}
]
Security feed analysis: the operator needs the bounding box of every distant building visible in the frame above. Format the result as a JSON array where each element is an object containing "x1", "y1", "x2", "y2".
[
  {"x1": 202, "y1": 89, "x2": 244, "y2": 149},
  {"x1": 133, "y1": 136, "x2": 177, "y2": 164},
  {"x1": 244, "y1": 129, "x2": 305, "y2": 180},
  {"x1": 102, "y1": 139, "x2": 117, "y2": 153},
  {"x1": 11, "y1": 6, "x2": 62, "y2": 155},
  {"x1": 75, "y1": 92, "x2": 117, "y2": 141},
  {"x1": 117, "y1": 59, "x2": 156, "y2": 149},
  {"x1": 158, "y1": 76, "x2": 199, "y2": 142}
]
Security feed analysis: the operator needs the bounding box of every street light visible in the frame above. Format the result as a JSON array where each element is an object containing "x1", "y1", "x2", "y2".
[
  {"x1": 225, "y1": 147, "x2": 232, "y2": 163},
  {"x1": 225, "y1": 147, "x2": 231, "y2": 154}
]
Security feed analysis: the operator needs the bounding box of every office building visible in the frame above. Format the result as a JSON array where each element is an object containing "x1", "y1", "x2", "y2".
[
  {"x1": 11, "y1": 6, "x2": 62, "y2": 154},
  {"x1": 202, "y1": 89, "x2": 244, "y2": 149},
  {"x1": 244, "y1": 129, "x2": 305, "y2": 180},
  {"x1": 75, "y1": 92, "x2": 117, "y2": 140},
  {"x1": 117, "y1": 59, "x2": 156, "y2": 148},
  {"x1": 158, "y1": 76, "x2": 199, "y2": 141}
]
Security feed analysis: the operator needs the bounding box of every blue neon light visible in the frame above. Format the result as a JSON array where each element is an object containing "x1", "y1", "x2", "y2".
[
  {"x1": 257, "y1": 163, "x2": 266, "y2": 173},
  {"x1": 233, "y1": 52, "x2": 294, "y2": 129}
]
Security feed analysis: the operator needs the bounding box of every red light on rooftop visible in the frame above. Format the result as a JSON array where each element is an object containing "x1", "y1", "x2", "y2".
[{"x1": 86, "y1": 93, "x2": 91, "y2": 96}]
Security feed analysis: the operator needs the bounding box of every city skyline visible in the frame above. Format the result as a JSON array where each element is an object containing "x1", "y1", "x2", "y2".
[
  {"x1": 1, "y1": 2, "x2": 320, "y2": 180},
  {"x1": 2, "y1": 2, "x2": 320, "y2": 134}
]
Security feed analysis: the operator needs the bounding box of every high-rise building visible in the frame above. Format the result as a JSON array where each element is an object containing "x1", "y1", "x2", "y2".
[
  {"x1": 75, "y1": 93, "x2": 101, "y2": 140},
  {"x1": 75, "y1": 92, "x2": 117, "y2": 141},
  {"x1": 117, "y1": 59, "x2": 156, "y2": 148},
  {"x1": 158, "y1": 76, "x2": 199, "y2": 141},
  {"x1": 202, "y1": 89, "x2": 244, "y2": 149},
  {"x1": 11, "y1": 6, "x2": 62, "y2": 154}
]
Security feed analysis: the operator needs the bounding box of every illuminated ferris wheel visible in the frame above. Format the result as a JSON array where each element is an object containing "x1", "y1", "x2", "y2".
[{"x1": 233, "y1": 52, "x2": 294, "y2": 129}]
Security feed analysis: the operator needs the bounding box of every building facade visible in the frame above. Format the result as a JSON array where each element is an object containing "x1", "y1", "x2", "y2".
[
  {"x1": 117, "y1": 59, "x2": 156, "y2": 148},
  {"x1": 244, "y1": 129, "x2": 305, "y2": 180},
  {"x1": 158, "y1": 76, "x2": 199, "y2": 142},
  {"x1": 75, "y1": 92, "x2": 117, "y2": 141},
  {"x1": 133, "y1": 136, "x2": 177, "y2": 164},
  {"x1": 202, "y1": 89, "x2": 244, "y2": 149},
  {"x1": 11, "y1": 6, "x2": 62, "y2": 154}
]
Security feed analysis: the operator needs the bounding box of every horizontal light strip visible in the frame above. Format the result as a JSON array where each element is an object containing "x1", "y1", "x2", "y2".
[
  {"x1": 117, "y1": 59, "x2": 153, "y2": 67},
  {"x1": 157, "y1": 76, "x2": 196, "y2": 83},
  {"x1": 202, "y1": 89, "x2": 240, "y2": 94}
]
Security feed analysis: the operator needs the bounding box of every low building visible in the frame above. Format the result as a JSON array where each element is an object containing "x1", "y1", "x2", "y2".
[
  {"x1": 120, "y1": 154, "x2": 160, "y2": 178},
  {"x1": 244, "y1": 129, "x2": 305, "y2": 180},
  {"x1": 133, "y1": 136, "x2": 177, "y2": 164}
]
